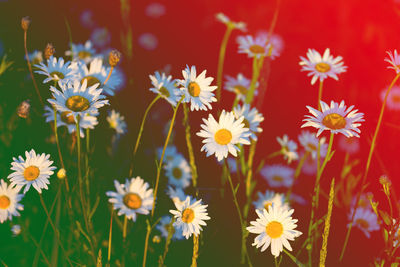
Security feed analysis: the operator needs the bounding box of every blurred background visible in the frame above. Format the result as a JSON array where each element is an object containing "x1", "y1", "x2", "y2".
[{"x1": 1, "y1": 0, "x2": 400, "y2": 266}]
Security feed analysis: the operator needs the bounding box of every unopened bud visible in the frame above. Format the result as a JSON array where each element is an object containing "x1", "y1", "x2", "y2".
[
  {"x1": 108, "y1": 49, "x2": 121, "y2": 67},
  {"x1": 44, "y1": 43, "x2": 55, "y2": 60},
  {"x1": 17, "y1": 100, "x2": 30, "y2": 118},
  {"x1": 379, "y1": 175, "x2": 391, "y2": 187},
  {"x1": 152, "y1": 235, "x2": 161, "y2": 243},
  {"x1": 57, "y1": 168, "x2": 66, "y2": 179},
  {"x1": 21, "y1": 16, "x2": 31, "y2": 31}
]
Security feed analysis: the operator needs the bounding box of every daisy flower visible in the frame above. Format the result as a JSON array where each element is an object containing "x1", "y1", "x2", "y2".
[
  {"x1": 217, "y1": 157, "x2": 238, "y2": 173},
  {"x1": 196, "y1": 110, "x2": 250, "y2": 161},
  {"x1": 145, "y1": 3, "x2": 166, "y2": 19},
  {"x1": 48, "y1": 79, "x2": 108, "y2": 120},
  {"x1": 138, "y1": 33, "x2": 158, "y2": 51},
  {"x1": 164, "y1": 156, "x2": 191, "y2": 189},
  {"x1": 44, "y1": 105, "x2": 98, "y2": 138},
  {"x1": 301, "y1": 153, "x2": 321, "y2": 175},
  {"x1": 11, "y1": 224, "x2": 22, "y2": 236},
  {"x1": 350, "y1": 193, "x2": 372, "y2": 210},
  {"x1": 257, "y1": 31, "x2": 284, "y2": 60},
  {"x1": 0, "y1": 180, "x2": 24, "y2": 223},
  {"x1": 298, "y1": 131, "x2": 328, "y2": 159},
  {"x1": 302, "y1": 100, "x2": 364, "y2": 137},
  {"x1": 149, "y1": 71, "x2": 180, "y2": 106},
  {"x1": 261, "y1": 164, "x2": 294, "y2": 188},
  {"x1": 28, "y1": 50, "x2": 43, "y2": 65},
  {"x1": 215, "y1": 12, "x2": 247, "y2": 31},
  {"x1": 177, "y1": 65, "x2": 217, "y2": 111},
  {"x1": 65, "y1": 40, "x2": 96, "y2": 64},
  {"x1": 381, "y1": 85, "x2": 400, "y2": 110},
  {"x1": 106, "y1": 177, "x2": 154, "y2": 221},
  {"x1": 107, "y1": 110, "x2": 127, "y2": 135},
  {"x1": 253, "y1": 190, "x2": 289, "y2": 212},
  {"x1": 157, "y1": 145, "x2": 181, "y2": 163},
  {"x1": 170, "y1": 196, "x2": 210, "y2": 239},
  {"x1": 72, "y1": 58, "x2": 121, "y2": 96},
  {"x1": 276, "y1": 135, "x2": 298, "y2": 163},
  {"x1": 246, "y1": 205, "x2": 302, "y2": 257},
  {"x1": 237, "y1": 35, "x2": 271, "y2": 58},
  {"x1": 299, "y1": 48, "x2": 347, "y2": 85},
  {"x1": 349, "y1": 208, "x2": 379, "y2": 238},
  {"x1": 7, "y1": 149, "x2": 56, "y2": 194},
  {"x1": 290, "y1": 193, "x2": 307, "y2": 206},
  {"x1": 233, "y1": 104, "x2": 264, "y2": 141},
  {"x1": 156, "y1": 215, "x2": 184, "y2": 241},
  {"x1": 338, "y1": 135, "x2": 360, "y2": 155},
  {"x1": 34, "y1": 56, "x2": 77, "y2": 84},
  {"x1": 90, "y1": 28, "x2": 111, "y2": 48},
  {"x1": 224, "y1": 73, "x2": 256, "y2": 102},
  {"x1": 385, "y1": 50, "x2": 400, "y2": 74},
  {"x1": 166, "y1": 186, "x2": 189, "y2": 205}
]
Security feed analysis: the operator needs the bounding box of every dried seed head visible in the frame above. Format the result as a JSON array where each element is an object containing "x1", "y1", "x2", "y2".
[
  {"x1": 379, "y1": 175, "x2": 391, "y2": 187},
  {"x1": 44, "y1": 43, "x2": 56, "y2": 60},
  {"x1": 108, "y1": 49, "x2": 121, "y2": 67},
  {"x1": 57, "y1": 168, "x2": 66, "y2": 179},
  {"x1": 21, "y1": 16, "x2": 31, "y2": 31},
  {"x1": 17, "y1": 100, "x2": 31, "y2": 118}
]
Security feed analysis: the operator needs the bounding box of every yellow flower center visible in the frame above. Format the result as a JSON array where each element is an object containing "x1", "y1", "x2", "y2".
[
  {"x1": 109, "y1": 120, "x2": 118, "y2": 129},
  {"x1": 123, "y1": 193, "x2": 142, "y2": 209},
  {"x1": 23, "y1": 165, "x2": 40, "y2": 181},
  {"x1": 392, "y1": 94, "x2": 400, "y2": 103},
  {"x1": 182, "y1": 208, "x2": 195, "y2": 223},
  {"x1": 172, "y1": 167, "x2": 182, "y2": 179},
  {"x1": 233, "y1": 85, "x2": 247, "y2": 95},
  {"x1": 66, "y1": 96, "x2": 90, "y2": 112},
  {"x1": 249, "y1": 45, "x2": 265, "y2": 54},
  {"x1": 188, "y1": 82, "x2": 201, "y2": 97},
  {"x1": 315, "y1": 62, "x2": 331, "y2": 73},
  {"x1": 60, "y1": 111, "x2": 76, "y2": 125},
  {"x1": 49, "y1": 71, "x2": 65, "y2": 80},
  {"x1": 307, "y1": 143, "x2": 317, "y2": 151},
  {"x1": 272, "y1": 175, "x2": 283, "y2": 182},
  {"x1": 264, "y1": 201, "x2": 272, "y2": 210},
  {"x1": 0, "y1": 195, "x2": 10, "y2": 209},
  {"x1": 78, "y1": 51, "x2": 92, "y2": 59},
  {"x1": 81, "y1": 76, "x2": 101, "y2": 87},
  {"x1": 214, "y1": 129, "x2": 232, "y2": 145},
  {"x1": 322, "y1": 113, "x2": 346, "y2": 130},
  {"x1": 356, "y1": 218, "x2": 369, "y2": 230},
  {"x1": 266, "y1": 221, "x2": 284, "y2": 239},
  {"x1": 159, "y1": 86, "x2": 170, "y2": 97}
]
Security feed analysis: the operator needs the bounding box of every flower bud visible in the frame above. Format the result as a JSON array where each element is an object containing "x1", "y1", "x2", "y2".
[
  {"x1": 57, "y1": 168, "x2": 66, "y2": 179},
  {"x1": 17, "y1": 100, "x2": 30, "y2": 119},
  {"x1": 108, "y1": 49, "x2": 121, "y2": 67},
  {"x1": 44, "y1": 43, "x2": 55, "y2": 60},
  {"x1": 21, "y1": 16, "x2": 31, "y2": 31}
]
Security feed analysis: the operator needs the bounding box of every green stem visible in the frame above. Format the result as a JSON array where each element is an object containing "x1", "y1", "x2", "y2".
[
  {"x1": 107, "y1": 209, "x2": 113, "y2": 263},
  {"x1": 143, "y1": 97, "x2": 183, "y2": 267},
  {"x1": 317, "y1": 80, "x2": 323, "y2": 111},
  {"x1": 245, "y1": 56, "x2": 265, "y2": 105},
  {"x1": 39, "y1": 194, "x2": 73, "y2": 267},
  {"x1": 283, "y1": 249, "x2": 303, "y2": 267},
  {"x1": 340, "y1": 73, "x2": 400, "y2": 261},
  {"x1": 159, "y1": 218, "x2": 175, "y2": 267},
  {"x1": 191, "y1": 235, "x2": 199, "y2": 267},
  {"x1": 129, "y1": 95, "x2": 161, "y2": 177},
  {"x1": 307, "y1": 133, "x2": 334, "y2": 266},
  {"x1": 53, "y1": 107, "x2": 69, "y2": 192},
  {"x1": 216, "y1": 25, "x2": 234, "y2": 102},
  {"x1": 183, "y1": 104, "x2": 199, "y2": 190}
]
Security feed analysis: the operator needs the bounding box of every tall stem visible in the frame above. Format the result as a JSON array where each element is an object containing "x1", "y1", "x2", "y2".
[
  {"x1": 216, "y1": 25, "x2": 234, "y2": 102},
  {"x1": 191, "y1": 235, "x2": 199, "y2": 267},
  {"x1": 23, "y1": 30, "x2": 44, "y2": 106},
  {"x1": 245, "y1": 56, "x2": 264, "y2": 105},
  {"x1": 340, "y1": 73, "x2": 400, "y2": 261},
  {"x1": 143, "y1": 98, "x2": 183, "y2": 267},
  {"x1": 307, "y1": 133, "x2": 334, "y2": 266},
  {"x1": 53, "y1": 107, "x2": 69, "y2": 192},
  {"x1": 107, "y1": 209, "x2": 113, "y2": 263},
  {"x1": 129, "y1": 95, "x2": 161, "y2": 176},
  {"x1": 317, "y1": 80, "x2": 324, "y2": 111},
  {"x1": 183, "y1": 104, "x2": 198, "y2": 190}
]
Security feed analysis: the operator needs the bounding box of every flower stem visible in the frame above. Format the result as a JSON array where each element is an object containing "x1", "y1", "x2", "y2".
[
  {"x1": 104, "y1": 66, "x2": 114, "y2": 85},
  {"x1": 159, "y1": 218, "x2": 175, "y2": 267},
  {"x1": 307, "y1": 133, "x2": 334, "y2": 266},
  {"x1": 317, "y1": 80, "x2": 324, "y2": 111},
  {"x1": 340, "y1": 72, "x2": 400, "y2": 261},
  {"x1": 143, "y1": 97, "x2": 183, "y2": 267},
  {"x1": 53, "y1": 107, "x2": 69, "y2": 192},
  {"x1": 122, "y1": 215, "x2": 128, "y2": 241},
  {"x1": 23, "y1": 29, "x2": 44, "y2": 106},
  {"x1": 39, "y1": 194, "x2": 73, "y2": 267},
  {"x1": 183, "y1": 104, "x2": 198, "y2": 190},
  {"x1": 245, "y1": 56, "x2": 265, "y2": 105},
  {"x1": 191, "y1": 235, "x2": 199, "y2": 267},
  {"x1": 216, "y1": 25, "x2": 234, "y2": 102},
  {"x1": 107, "y1": 209, "x2": 113, "y2": 263},
  {"x1": 129, "y1": 95, "x2": 161, "y2": 177}
]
